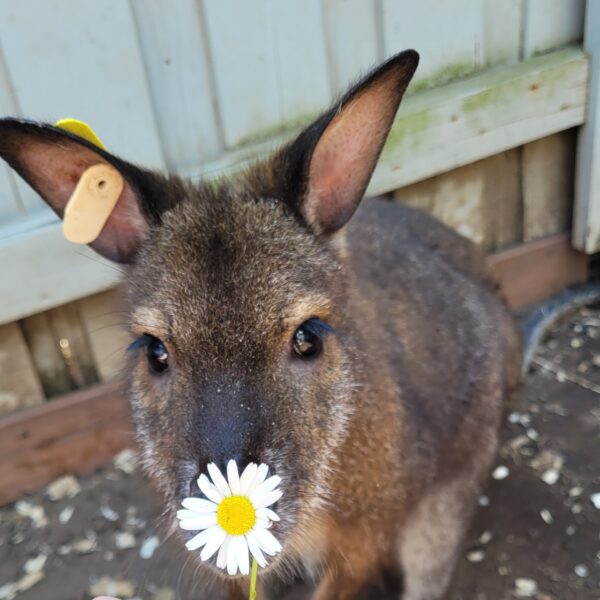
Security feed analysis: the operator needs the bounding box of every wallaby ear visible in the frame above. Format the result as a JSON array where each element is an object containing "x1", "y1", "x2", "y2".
[
  {"x1": 281, "y1": 50, "x2": 419, "y2": 234},
  {"x1": 0, "y1": 118, "x2": 163, "y2": 263}
]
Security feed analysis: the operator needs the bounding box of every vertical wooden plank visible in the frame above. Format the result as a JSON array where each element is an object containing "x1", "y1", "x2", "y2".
[
  {"x1": 483, "y1": 0, "x2": 522, "y2": 65},
  {"x1": 382, "y1": 0, "x2": 485, "y2": 89},
  {"x1": 202, "y1": 0, "x2": 281, "y2": 147},
  {"x1": 0, "y1": 0, "x2": 165, "y2": 199},
  {"x1": 0, "y1": 44, "x2": 25, "y2": 222},
  {"x1": 48, "y1": 304, "x2": 99, "y2": 389},
  {"x1": 79, "y1": 290, "x2": 132, "y2": 383},
  {"x1": 523, "y1": 131, "x2": 575, "y2": 242},
  {"x1": 321, "y1": 0, "x2": 380, "y2": 96},
  {"x1": 20, "y1": 313, "x2": 72, "y2": 399},
  {"x1": 269, "y1": 0, "x2": 331, "y2": 123},
  {"x1": 393, "y1": 150, "x2": 522, "y2": 251},
  {"x1": 573, "y1": 0, "x2": 600, "y2": 253},
  {"x1": 523, "y1": 0, "x2": 585, "y2": 58},
  {"x1": 0, "y1": 322, "x2": 44, "y2": 415},
  {"x1": 131, "y1": 0, "x2": 223, "y2": 171}
]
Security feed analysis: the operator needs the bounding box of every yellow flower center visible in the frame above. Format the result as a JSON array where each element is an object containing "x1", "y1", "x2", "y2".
[{"x1": 217, "y1": 496, "x2": 256, "y2": 536}]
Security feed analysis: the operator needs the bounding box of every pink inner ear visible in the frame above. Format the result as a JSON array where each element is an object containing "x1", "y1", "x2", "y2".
[
  {"x1": 305, "y1": 74, "x2": 402, "y2": 233},
  {"x1": 17, "y1": 136, "x2": 148, "y2": 262}
]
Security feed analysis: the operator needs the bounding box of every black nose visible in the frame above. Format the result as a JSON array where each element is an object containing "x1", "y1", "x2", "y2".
[{"x1": 189, "y1": 379, "x2": 263, "y2": 484}]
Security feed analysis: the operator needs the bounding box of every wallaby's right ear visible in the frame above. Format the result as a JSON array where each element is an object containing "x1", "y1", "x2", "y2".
[{"x1": 0, "y1": 118, "x2": 163, "y2": 263}]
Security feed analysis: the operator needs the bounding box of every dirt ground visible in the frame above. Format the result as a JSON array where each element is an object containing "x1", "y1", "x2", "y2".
[{"x1": 1, "y1": 307, "x2": 599, "y2": 600}]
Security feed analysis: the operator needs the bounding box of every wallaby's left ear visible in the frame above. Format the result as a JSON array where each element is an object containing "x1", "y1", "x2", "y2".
[
  {"x1": 0, "y1": 118, "x2": 167, "y2": 263},
  {"x1": 280, "y1": 49, "x2": 419, "y2": 235}
]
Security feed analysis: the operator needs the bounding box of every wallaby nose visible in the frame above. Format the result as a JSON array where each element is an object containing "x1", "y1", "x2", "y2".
[{"x1": 189, "y1": 379, "x2": 264, "y2": 488}]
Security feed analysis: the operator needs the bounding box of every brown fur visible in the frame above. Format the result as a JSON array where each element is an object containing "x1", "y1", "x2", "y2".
[{"x1": 0, "y1": 50, "x2": 521, "y2": 599}]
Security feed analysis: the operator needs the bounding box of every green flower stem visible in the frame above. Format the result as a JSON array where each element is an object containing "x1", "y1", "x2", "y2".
[{"x1": 249, "y1": 558, "x2": 259, "y2": 600}]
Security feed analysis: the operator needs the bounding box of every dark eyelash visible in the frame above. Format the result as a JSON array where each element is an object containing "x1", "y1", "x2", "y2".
[
  {"x1": 128, "y1": 333, "x2": 153, "y2": 352},
  {"x1": 303, "y1": 318, "x2": 334, "y2": 336}
]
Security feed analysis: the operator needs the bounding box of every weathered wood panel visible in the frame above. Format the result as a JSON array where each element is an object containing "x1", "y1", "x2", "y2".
[
  {"x1": 0, "y1": 0, "x2": 165, "y2": 173},
  {"x1": 573, "y1": 0, "x2": 600, "y2": 253},
  {"x1": 0, "y1": 47, "x2": 588, "y2": 326},
  {"x1": 490, "y1": 234, "x2": 588, "y2": 309},
  {"x1": 0, "y1": 381, "x2": 132, "y2": 505},
  {"x1": 0, "y1": 322, "x2": 44, "y2": 415},
  {"x1": 79, "y1": 290, "x2": 132, "y2": 383},
  {"x1": 523, "y1": 0, "x2": 585, "y2": 58},
  {"x1": 0, "y1": 215, "x2": 120, "y2": 326},
  {"x1": 523, "y1": 130, "x2": 576, "y2": 242},
  {"x1": 131, "y1": 0, "x2": 223, "y2": 170},
  {"x1": 382, "y1": 0, "x2": 485, "y2": 88},
  {"x1": 394, "y1": 149, "x2": 521, "y2": 251},
  {"x1": 20, "y1": 312, "x2": 72, "y2": 398},
  {"x1": 202, "y1": 1, "x2": 282, "y2": 148},
  {"x1": 321, "y1": 0, "x2": 381, "y2": 96}
]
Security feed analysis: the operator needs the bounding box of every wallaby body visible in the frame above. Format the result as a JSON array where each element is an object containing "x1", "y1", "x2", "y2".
[{"x1": 0, "y1": 50, "x2": 521, "y2": 599}]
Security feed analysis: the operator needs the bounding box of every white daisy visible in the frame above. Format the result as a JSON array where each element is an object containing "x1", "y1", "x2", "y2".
[{"x1": 177, "y1": 460, "x2": 283, "y2": 576}]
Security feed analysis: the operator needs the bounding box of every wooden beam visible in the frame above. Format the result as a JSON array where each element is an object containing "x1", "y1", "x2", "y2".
[
  {"x1": 573, "y1": 0, "x2": 600, "y2": 253},
  {"x1": 490, "y1": 233, "x2": 588, "y2": 310},
  {"x1": 0, "y1": 47, "x2": 588, "y2": 326},
  {"x1": 0, "y1": 381, "x2": 132, "y2": 505},
  {"x1": 0, "y1": 233, "x2": 589, "y2": 505}
]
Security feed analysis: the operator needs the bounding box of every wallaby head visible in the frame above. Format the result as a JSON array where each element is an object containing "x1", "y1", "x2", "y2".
[{"x1": 0, "y1": 50, "x2": 418, "y2": 577}]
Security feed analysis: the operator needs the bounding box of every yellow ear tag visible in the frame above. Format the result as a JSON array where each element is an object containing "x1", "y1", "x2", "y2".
[
  {"x1": 55, "y1": 118, "x2": 106, "y2": 150},
  {"x1": 55, "y1": 118, "x2": 123, "y2": 245}
]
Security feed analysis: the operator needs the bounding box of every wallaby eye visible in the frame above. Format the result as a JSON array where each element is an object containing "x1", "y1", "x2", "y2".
[
  {"x1": 146, "y1": 336, "x2": 169, "y2": 374},
  {"x1": 292, "y1": 319, "x2": 332, "y2": 359}
]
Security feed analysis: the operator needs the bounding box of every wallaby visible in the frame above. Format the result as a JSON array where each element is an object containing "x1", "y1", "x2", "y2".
[{"x1": 0, "y1": 50, "x2": 522, "y2": 599}]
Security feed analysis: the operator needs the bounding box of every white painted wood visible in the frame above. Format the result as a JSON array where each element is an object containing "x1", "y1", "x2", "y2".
[
  {"x1": 131, "y1": 0, "x2": 223, "y2": 170},
  {"x1": 0, "y1": 215, "x2": 120, "y2": 326},
  {"x1": 191, "y1": 48, "x2": 587, "y2": 192},
  {"x1": 0, "y1": 47, "x2": 586, "y2": 326},
  {"x1": 202, "y1": 0, "x2": 281, "y2": 147},
  {"x1": 483, "y1": 0, "x2": 522, "y2": 65},
  {"x1": 382, "y1": 0, "x2": 485, "y2": 88},
  {"x1": 321, "y1": 0, "x2": 380, "y2": 95},
  {"x1": 269, "y1": 0, "x2": 331, "y2": 123},
  {"x1": 0, "y1": 47, "x2": 24, "y2": 221},
  {"x1": 523, "y1": 0, "x2": 585, "y2": 58},
  {"x1": 573, "y1": 0, "x2": 600, "y2": 253},
  {"x1": 0, "y1": 0, "x2": 165, "y2": 176}
]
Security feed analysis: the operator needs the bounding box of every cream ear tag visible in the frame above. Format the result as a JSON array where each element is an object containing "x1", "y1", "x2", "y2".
[
  {"x1": 55, "y1": 118, "x2": 123, "y2": 244},
  {"x1": 62, "y1": 163, "x2": 124, "y2": 244}
]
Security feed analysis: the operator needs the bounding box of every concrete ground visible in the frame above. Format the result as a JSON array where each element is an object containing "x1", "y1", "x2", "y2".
[{"x1": 0, "y1": 306, "x2": 599, "y2": 599}]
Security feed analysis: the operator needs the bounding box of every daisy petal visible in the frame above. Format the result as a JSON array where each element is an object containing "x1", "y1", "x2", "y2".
[
  {"x1": 256, "y1": 508, "x2": 280, "y2": 522},
  {"x1": 252, "y1": 526, "x2": 282, "y2": 556},
  {"x1": 227, "y1": 460, "x2": 241, "y2": 495},
  {"x1": 251, "y1": 489, "x2": 283, "y2": 509},
  {"x1": 200, "y1": 527, "x2": 227, "y2": 561},
  {"x1": 198, "y1": 473, "x2": 223, "y2": 504},
  {"x1": 179, "y1": 513, "x2": 218, "y2": 530},
  {"x1": 236, "y1": 535, "x2": 250, "y2": 575},
  {"x1": 186, "y1": 525, "x2": 219, "y2": 551},
  {"x1": 181, "y1": 498, "x2": 218, "y2": 513},
  {"x1": 227, "y1": 537, "x2": 239, "y2": 575},
  {"x1": 250, "y1": 475, "x2": 281, "y2": 498},
  {"x1": 245, "y1": 530, "x2": 267, "y2": 568},
  {"x1": 247, "y1": 464, "x2": 269, "y2": 495},
  {"x1": 239, "y1": 463, "x2": 258, "y2": 495},
  {"x1": 216, "y1": 536, "x2": 231, "y2": 569},
  {"x1": 207, "y1": 463, "x2": 231, "y2": 498},
  {"x1": 177, "y1": 509, "x2": 201, "y2": 520}
]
